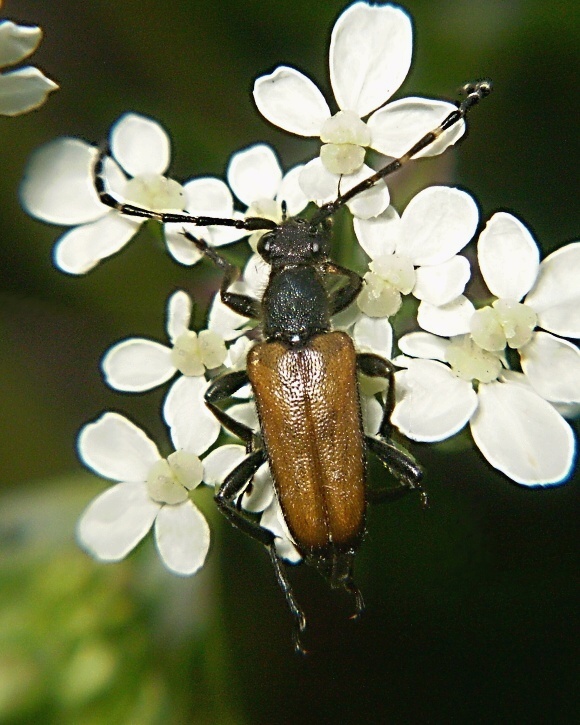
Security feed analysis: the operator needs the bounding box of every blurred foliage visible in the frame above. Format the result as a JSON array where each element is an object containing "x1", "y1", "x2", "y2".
[{"x1": 0, "y1": 1, "x2": 578, "y2": 723}]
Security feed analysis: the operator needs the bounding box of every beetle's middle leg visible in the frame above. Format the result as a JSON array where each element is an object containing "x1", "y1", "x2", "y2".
[
  {"x1": 205, "y1": 370, "x2": 254, "y2": 450},
  {"x1": 215, "y1": 448, "x2": 307, "y2": 652},
  {"x1": 357, "y1": 353, "x2": 427, "y2": 505}
]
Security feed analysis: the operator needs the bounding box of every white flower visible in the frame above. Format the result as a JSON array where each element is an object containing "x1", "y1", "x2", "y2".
[
  {"x1": 103, "y1": 289, "x2": 230, "y2": 391},
  {"x1": 21, "y1": 113, "x2": 187, "y2": 274},
  {"x1": 0, "y1": 19, "x2": 57, "y2": 115},
  {"x1": 102, "y1": 289, "x2": 257, "y2": 455},
  {"x1": 392, "y1": 330, "x2": 576, "y2": 486},
  {"x1": 77, "y1": 412, "x2": 212, "y2": 575},
  {"x1": 355, "y1": 186, "x2": 477, "y2": 318},
  {"x1": 470, "y1": 214, "x2": 580, "y2": 408},
  {"x1": 226, "y1": 143, "x2": 308, "y2": 250},
  {"x1": 170, "y1": 143, "x2": 310, "y2": 263},
  {"x1": 253, "y1": 2, "x2": 465, "y2": 219}
]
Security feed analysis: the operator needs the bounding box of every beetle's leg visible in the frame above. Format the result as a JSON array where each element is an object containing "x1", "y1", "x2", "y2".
[
  {"x1": 215, "y1": 448, "x2": 272, "y2": 544},
  {"x1": 356, "y1": 353, "x2": 396, "y2": 439},
  {"x1": 182, "y1": 231, "x2": 261, "y2": 319},
  {"x1": 331, "y1": 551, "x2": 365, "y2": 620},
  {"x1": 267, "y1": 546, "x2": 307, "y2": 655},
  {"x1": 93, "y1": 145, "x2": 276, "y2": 232},
  {"x1": 215, "y1": 449, "x2": 307, "y2": 650},
  {"x1": 365, "y1": 435, "x2": 427, "y2": 506},
  {"x1": 205, "y1": 370, "x2": 254, "y2": 447},
  {"x1": 310, "y1": 79, "x2": 492, "y2": 226},
  {"x1": 322, "y1": 262, "x2": 364, "y2": 316}
]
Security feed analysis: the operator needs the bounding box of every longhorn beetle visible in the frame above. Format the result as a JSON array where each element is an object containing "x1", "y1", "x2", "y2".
[{"x1": 95, "y1": 80, "x2": 491, "y2": 652}]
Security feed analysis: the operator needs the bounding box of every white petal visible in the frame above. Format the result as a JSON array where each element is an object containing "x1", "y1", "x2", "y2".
[
  {"x1": 276, "y1": 165, "x2": 308, "y2": 216},
  {"x1": 242, "y1": 463, "x2": 275, "y2": 513},
  {"x1": 417, "y1": 296, "x2": 475, "y2": 336},
  {"x1": 53, "y1": 213, "x2": 140, "y2": 274},
  {"x1": 361, "y1": 395, "x2": 383, "y2": 436},
  {"x1": 227, "y1": 402, "x2": 259, "y2": 433},
  {"x1": 368, "y1": 98, "x2": 465, "y2": 158},
  {"x1": 203, "y1": 444, "x2": 246, "y2": 485},
  {"x1": 0, "y1": 21, "x2": 42, "y2": 66},
  {"x1": 20, "y1": 138, "x2": 107, "y2": 224},
  {"x1": 166, "y1": 290, "x2": 192, "y2": 342},
  {"x1": 343, "y1": 164, "x2": 390, "y2": 219},
  {"x1": 330, "y1": 3, "x2": 412, "y2": 117},
  {"x1": 471, "y1": 382, "x2": 575, "y2": 485},
  {"x1": 332, "y1": 302, "x2": 363, "y2": 332},
  {"x1": 0, "y1": 66, "x2": 57, "y2": 116},
  {"x1": 397, "y1": 331, "x2": 450, "y2": 362},
  {"x1": 163, "y1": 376, "x2": 220, "y2": 455},
  {"x1": 353, "y1": 316, "x2": 393, "y2": 358},
  {"x1": 253, "y1": 66, "x2": 330, "y2": 136},
  {"x1": 77, "y1": 482, "x2": 159, "y2": 561},
  {"x1": 398, "y1": 187, "x2": 478, "y2": 265},
  {"x1": 78, "y1": 412, "x2": 160, "y2": 482},
  {"x1": 154, "y1": 501, "x2": 210, "y2": 575},
  {"x1": 227, "y1": 144, "x2": 282, "y2": 206},
  {"x1": 102, "y1": 338, "x2": 175, "y2": 392},
  {"x1": 164, "y1": 225, "x2": 204, "y2": 266},
  {"x1": 413, "y1": 256, "x2": 471, "y2": 306},
  {"x1": 110, "y1": 113, "x2": 170, "y2": 176},
  {"x1": 477, "y1": 212, "x2": 539, "y2": 300},
  {"x1": 353, "y1": 205, "x2": 401, "y2": 259},
  {"x1": 243, "y1": 253, "x2": 270, "y2": 296},
  {"x1": 520, "y1": 332, "x2": 580, "y2": 403},
  {"x1": 207, "y1": 294, "x2": 250, "y2": 340},
  {"x1": 183, "y1": 177, "x2": 234, "y2": 217},
  {"x1": 392, "y1": 359, "x2": 477, "y2": 441},
  {"x1": 260, "y1": 498, "x2": 302, "y2": 563},
  {"x1": 299, "y1": 157, "x2": 340, "y2": 204},
  {"x1": 524, "y1": 242, "x2": 580, "y2": 337}
]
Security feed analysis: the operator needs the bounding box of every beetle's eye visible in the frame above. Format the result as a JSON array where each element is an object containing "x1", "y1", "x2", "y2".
[{"x1": 257, "y1": 232, "x2": 272, "y2": 258}]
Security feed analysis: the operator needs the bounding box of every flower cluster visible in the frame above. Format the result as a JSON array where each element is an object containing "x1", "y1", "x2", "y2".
[{"x1": 20, "y1": 1, "x2": 577, "y2": 578}]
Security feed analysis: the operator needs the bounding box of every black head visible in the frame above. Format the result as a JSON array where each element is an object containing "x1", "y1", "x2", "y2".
[{"x1": 257, "y1": 217, "x2": 331, "y2": 268}]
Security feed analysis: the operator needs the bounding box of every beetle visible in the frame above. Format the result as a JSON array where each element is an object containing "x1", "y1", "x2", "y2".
[{"x1": 94, "y1": 80, "x2": 491, "y2": 651}]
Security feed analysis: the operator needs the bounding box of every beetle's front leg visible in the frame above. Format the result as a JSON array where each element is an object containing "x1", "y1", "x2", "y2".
[
  {"x1": 322, "y1": 262, "x2": 364, "y2": 316},
  {"x1": 182, "y1": 231, "x2": 261, "y2": 319},
  {"x1": 215, "y1": 449, "x2": 307, "y2": 652}
]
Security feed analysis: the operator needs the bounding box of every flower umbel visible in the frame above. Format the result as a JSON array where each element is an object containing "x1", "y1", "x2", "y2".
[
  {"x1": 253, "y1": 2, "x2": 466, "y2": 218},
  {"x1": 390, "y1": 211, "x2": 580, "y2": 486},
  {"x1": 20, "y1": 113, "x2": 186, "y2": 274}
]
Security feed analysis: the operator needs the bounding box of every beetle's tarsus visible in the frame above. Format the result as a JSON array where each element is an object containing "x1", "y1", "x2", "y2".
[{"x1": 346, "y1": 581, "x2": 365, "y2": 621}]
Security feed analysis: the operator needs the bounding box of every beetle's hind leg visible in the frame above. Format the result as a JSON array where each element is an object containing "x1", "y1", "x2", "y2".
[
  {"x1": 268, "y1": 546, "x2": 307, "y2": 654},
  {"x1": 365, "y1": 435, "x2": 426, "y2": 506},
  {"x1": 357, "y1": 353, "x2": 427, "y2": 505},
  {"x1": 215, "y1": 448, "x2": 307, "y2": 652}
]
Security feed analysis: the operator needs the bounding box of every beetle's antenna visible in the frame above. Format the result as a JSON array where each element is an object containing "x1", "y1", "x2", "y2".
[
  {"x1": 309, "y1": 79, "x2": 492, "y2": 227},
  {"x1": 93, "y1": 143, "x2": 277, "y2": 232},
  {"x1": 281, "y1": 199, "x2": 288, "y2": 221}
]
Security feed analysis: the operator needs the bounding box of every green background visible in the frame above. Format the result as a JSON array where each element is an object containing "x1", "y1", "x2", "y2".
[{"x1": 0, "y1": 1, "x2": 578, "y2": 722}]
